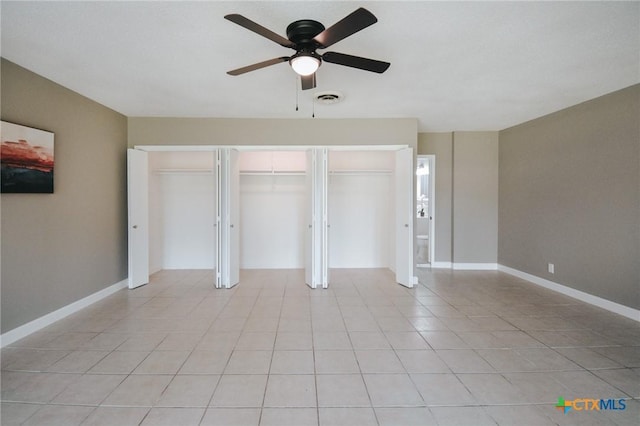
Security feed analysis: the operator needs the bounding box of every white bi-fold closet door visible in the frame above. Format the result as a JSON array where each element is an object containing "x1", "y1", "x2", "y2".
[
  {"x1": 127, "y1": 146, "x2": 414, "y2": 289},
  {"x1": 127, "y1": 148, "x2": 149, "y2": 289},
  {"x1": 127, "y1": 148, "x2": 239, "y2": 290},
  {"x1": 305, "y1": 148, "x2": 329, "y2": 289},
  {"x1": 301, "y1": 147, "x2": 415, "y2": 289},
  {"x1": 219, "y1": 149, "x2": 240, "y2": 289}
]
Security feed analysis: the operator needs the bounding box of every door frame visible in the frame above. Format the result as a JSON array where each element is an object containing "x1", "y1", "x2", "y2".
[{"x1": 416, "y1": 154, "x2": 436, "y2": 266}]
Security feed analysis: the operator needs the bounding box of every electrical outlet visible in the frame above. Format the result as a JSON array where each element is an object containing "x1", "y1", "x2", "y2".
[{"x1": 548, "y1": 263, "x2": 555, "y2": 274}]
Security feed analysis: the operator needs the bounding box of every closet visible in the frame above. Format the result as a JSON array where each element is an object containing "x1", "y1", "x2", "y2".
[
  {"x1": 238, "y1": 150, "x2": 307, "y2": 269},
  {"x1": 328, "y1": 150, "x2": 394, "y2": 269},
  {"x1": 127, "y1": 145, "x2": 414, "y2": 290},
  {"x1": 148, "y1": 151, "x2": 217, "y2": 273}
]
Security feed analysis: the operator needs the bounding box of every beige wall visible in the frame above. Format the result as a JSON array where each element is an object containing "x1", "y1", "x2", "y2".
[
  {"x1": 418, "y1": 131, "x2": 499, "y2": 265},
  {"x1": 1, "y1": 59, "x2": 129, "y2": 333},
  {"x1": 499, "y1": 84, "x2": 640, "y2": 309},
  {"x1": 453, "y1": 132, "x2": 499, "y2": 264},
  {"x1": 128, "y1": 117, "x2": 418, "y2": 149}
]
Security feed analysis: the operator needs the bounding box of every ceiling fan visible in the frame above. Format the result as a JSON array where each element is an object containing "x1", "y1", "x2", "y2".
[{"x1": 224, "y1": 8, "x2": 390, "y2": 90}]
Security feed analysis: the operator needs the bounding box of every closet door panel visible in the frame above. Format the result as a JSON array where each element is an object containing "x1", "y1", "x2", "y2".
[
  {"x1": 127, "y1": 149, "x2": 149, "y2": 289},
  {"x1": 395, "y1": 147, "x2": 414, "y2": 288},
  {"x1": 230, "y1": 149, "x2": 240, "y2": 286},
  {"x1": 305, "y1": 150, "x2": 316, "y2": 288},
  {"x1": 215, "y1": 150, "x2": 221, "y2": 287},
  {"x1": 220, "y1": 148, "x2": 240, "y2": 288},
  {"x1": 320, "y1": 148, "x2": 329, "y2": 288},
  {"x1": 304, "y1": 148, "x2": 328, "y2": 288}
]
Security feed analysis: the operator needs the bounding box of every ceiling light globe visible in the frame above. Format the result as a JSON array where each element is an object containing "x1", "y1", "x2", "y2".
[{"x1": 291, "y1": 55, "x2": 320, "y2": 76}]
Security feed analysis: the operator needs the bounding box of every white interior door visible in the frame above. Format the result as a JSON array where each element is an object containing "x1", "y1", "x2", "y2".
[
  {"x1": 220, "y1": 148, "x2": 240, "y2": 288},
  {"x1": 395, "y1": 147, "x2": 414, "y2": 287},
  {"x1": 127, "y1": 149, "x2": 149, "y2": 289},
  {"x1": 305, "y1": 150, "x2": 317, "y2": 288}
]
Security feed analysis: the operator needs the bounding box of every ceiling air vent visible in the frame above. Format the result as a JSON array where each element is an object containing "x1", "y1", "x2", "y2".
[{"x1": 314, "y1": 91, "x2": 344, "y2": 105}]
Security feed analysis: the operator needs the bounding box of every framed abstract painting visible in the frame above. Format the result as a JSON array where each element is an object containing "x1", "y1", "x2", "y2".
[{"x1": 1, "y1": 121, "x2": 54, "y2": 193}]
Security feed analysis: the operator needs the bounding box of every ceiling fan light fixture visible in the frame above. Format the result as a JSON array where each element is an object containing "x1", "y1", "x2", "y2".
[{"x1": 290, "y1": 54, "x2": 320, "y2": 76}]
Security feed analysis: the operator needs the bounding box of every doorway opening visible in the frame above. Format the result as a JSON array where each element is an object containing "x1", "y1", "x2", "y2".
[{"x1": 416, "y1": 155, "x2": 435, "y2": 267}]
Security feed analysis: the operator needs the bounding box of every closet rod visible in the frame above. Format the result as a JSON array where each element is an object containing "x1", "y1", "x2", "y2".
[
  {"x1": 154, "y1": 168, "x2": 214, "y2": 175},
  {"x1": 239, "y1": 170, "x2": 305, "y2": 176},
  {"x1": 153, "y1": 169, "x2": 390, "y2": 176},
  {"x1": 328, "y1": 169, "x2": 392, "y2": 176}
]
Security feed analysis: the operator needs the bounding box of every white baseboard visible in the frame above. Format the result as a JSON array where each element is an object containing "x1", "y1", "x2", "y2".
[
  {"x1": 0, "y1": 279, "x2": 128, "y2": 348},
  {"x1": 429, "y1": 262, "x2": 498, "y2": 270},
  {"x1": 498, "y1": 265, "x2": 640, "y2": 322},
  {"x1": 453, "y1": 263, "x2": 498, "y2": 270}
]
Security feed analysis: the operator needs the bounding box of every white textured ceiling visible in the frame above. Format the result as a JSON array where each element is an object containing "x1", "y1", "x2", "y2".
[{"x1": 1, "y1": 1, "x2": 638, "y2": 132}]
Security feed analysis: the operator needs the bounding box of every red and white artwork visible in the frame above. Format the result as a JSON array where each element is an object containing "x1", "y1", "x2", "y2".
[{"x1": 1, "y1": 121, "x2": 54, "y2": 193}]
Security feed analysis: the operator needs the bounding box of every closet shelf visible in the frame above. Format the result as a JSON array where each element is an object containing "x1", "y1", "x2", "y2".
[
  {"x1": 329, "y1": 169, "x2": 392, "y2": 176},
  {"x1": 154, "y1": 168, "x2": 214, "y2": 175},
  {"x1": 240, "y1": 170, "x2": 305, "y2": 176},
  {"x1": 153, "y1": 169, "x2": 390, "y2": 176}
]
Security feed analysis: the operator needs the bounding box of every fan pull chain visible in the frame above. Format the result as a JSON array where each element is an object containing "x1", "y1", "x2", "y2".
[
  {"x1": 312, "y1": 95, "x2": 315, "y2": 118},
  {"x1": 295, "y1": 76, "x2": 299, "y2": 111}
]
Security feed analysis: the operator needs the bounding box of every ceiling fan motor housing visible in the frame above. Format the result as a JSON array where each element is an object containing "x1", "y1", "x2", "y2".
[{"x1": 286, "y1": 20, "x2": 325, "y2": 46}]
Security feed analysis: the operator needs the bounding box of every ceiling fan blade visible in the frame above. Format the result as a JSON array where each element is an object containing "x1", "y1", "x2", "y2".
[
  {"x1": 227, "y1": 57, "x2": 290, "y2": 76},
  {"x1": 301, "y1": 73, "x2": 317, "y2": 90},
  {"x1": 313, "y1": 8, "x2": 377, "y2": 49},
  {"x1": 225, "y1": 14, "x2": 295, "y2": 48},
  {"x1": 322, "y1": 52, "x2": 390, "y2": 73}
]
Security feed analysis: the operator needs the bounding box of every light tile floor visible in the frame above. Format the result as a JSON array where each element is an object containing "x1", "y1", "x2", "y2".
[{"x1": 2, "y1": 268, "x2": 639, "y2": 425}]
